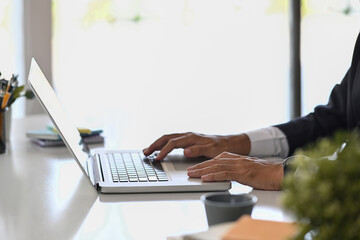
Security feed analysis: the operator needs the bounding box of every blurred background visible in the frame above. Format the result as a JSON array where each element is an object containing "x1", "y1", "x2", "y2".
[{"x1": 1, "y1": 0, "x2": 360, "y2": 149}]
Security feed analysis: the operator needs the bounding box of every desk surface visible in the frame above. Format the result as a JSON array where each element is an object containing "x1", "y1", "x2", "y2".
[{"x1": 0, "y1": 114, "x2": 293, "y2": 240}]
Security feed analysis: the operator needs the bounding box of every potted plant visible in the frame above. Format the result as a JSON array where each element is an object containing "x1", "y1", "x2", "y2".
[{"x1": 282, "y1": 130, "x2": 360, "y2": 240}]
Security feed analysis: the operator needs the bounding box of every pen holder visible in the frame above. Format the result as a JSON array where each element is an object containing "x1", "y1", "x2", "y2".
[{"x1": 0, "y1": 108, "x2": 7, "y2": 154}]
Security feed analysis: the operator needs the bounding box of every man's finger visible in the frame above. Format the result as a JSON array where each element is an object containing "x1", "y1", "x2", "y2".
[
  {"x1": 187, "y1": 159, "x2": 217, "y2": 171},
  {"x1": 156, "y1": 134, "x2": 200, "y2": 160},
  {"x1": 201, "y1": 171, "x2": 234, "y2": 182},
  {"x1": 187, "y1": 164, "x2": 234, "y2": 177},
  {"x1": 215, "y1": 151, "x2": 245, "y2": 159},
  {"x1": 187, "y1": 156, "x2": 250, "y2": 171},
  {"x1": 144, "y1": 133, "x2": 185, "y2": 156},
  {"x1": 184, "y1": 143, "x2": 214, "y2": 158}
]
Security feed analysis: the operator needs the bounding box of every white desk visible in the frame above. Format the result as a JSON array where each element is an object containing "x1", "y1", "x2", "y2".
[{"x1": 0, "y1": 114, "x2": 293, "y2": 240}]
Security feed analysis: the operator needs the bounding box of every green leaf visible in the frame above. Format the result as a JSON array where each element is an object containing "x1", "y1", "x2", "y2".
[
  {"x1": 282, "y1": 130, "x2": 360, "y2": 240},
  {"x1": 7, "y1": 85, "x2": 25, "y2": 107},
  {"x1": 25, "y1": 90, "x2": 35, "y2": 99}
]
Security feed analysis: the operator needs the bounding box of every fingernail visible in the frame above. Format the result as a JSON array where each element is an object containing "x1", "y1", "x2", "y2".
[
  {"x1": 143, "y1": 148, "x2": 148, "y2": 154},
  {"x1": 184, "y1": 149, "x2": 192, "y2": 157},
  {"x1": 187, "y1": 170, "x2": 196, "y2": 177}
]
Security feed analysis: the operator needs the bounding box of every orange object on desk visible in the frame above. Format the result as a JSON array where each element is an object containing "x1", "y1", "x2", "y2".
[{"x1": 222, "y1": 215, "x2": 298, "y2": 240}]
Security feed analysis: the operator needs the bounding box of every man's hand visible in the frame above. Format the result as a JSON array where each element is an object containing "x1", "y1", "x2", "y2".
[
  {"x1": 187, "y1": 152, "x2": 284, "y2": 190},
  {"x1": 143, "y1": 132, "x2": 251, "y2": 160}
]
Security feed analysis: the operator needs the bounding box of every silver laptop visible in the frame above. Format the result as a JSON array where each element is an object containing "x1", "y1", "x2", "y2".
[{"x1": 28, "y1": 58, "x2": 231, "y2": 193}]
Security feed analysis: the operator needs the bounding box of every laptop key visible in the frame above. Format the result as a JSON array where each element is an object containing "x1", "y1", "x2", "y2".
[
  {"x1": 109, "y1": 152, "x2": 170, "y2": 183},
  {"x1": 148, "y1": 176, "x2": 158, "y2": 182},
  {"x1": 139, "y1": 177, "x2": 148, "y2": 182},
  {"x1": 113, "y1": 153, "x2": 123, "y2": 160}
]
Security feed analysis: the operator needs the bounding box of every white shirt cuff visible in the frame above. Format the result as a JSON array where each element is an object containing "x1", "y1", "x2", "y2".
[{"x1": 245, "y1": 126, "x2": 289, "y2": 159}]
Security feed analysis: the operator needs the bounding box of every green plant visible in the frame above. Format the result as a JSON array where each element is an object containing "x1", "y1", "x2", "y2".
[
  {"x1": 7, "y1": 84, "x2": 35, "y2": 107},
  {"x1": 0, "y1": 73, "x2": 35, "y2": 108},
  {"x1": 282, "y1": 130, "x2": 360, "y2": 240}
]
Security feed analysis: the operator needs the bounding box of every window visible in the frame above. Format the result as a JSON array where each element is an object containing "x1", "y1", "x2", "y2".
[
  {"x1": 52, "y1": 0, "x2": 289, "y2": 149},
  {"x1": 51, "y1": 0, "x2": 360, "y2": 149}
]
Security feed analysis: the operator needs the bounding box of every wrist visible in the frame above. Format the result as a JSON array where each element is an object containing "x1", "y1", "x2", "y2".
[
  {"x1": 227, "y1": 134, "x2": 251, "y2": 156},
  {"x1": 273, "y1": 163, "x2": 284, "y2": 190}
]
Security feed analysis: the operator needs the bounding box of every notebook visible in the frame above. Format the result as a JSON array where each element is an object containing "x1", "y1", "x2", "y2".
[
  {"x1": 28, "y1": 58, "x2": 231, "y2": 193},
  {"x1": 26, "y1": 128, "x2": 104, "y2": 147},
  {"x1": 30, "y1": 135, "x2": 104, "y2": 147}
]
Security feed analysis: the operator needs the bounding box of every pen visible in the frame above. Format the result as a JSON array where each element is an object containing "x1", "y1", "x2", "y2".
[
  {"x1": 0, "y1": 80, "x2": 9, "y2": 109},
  {"x1": 10, "y1": 75, "x2": 18, "y2": 88},
  {"x1": 1, "y1": 84, "x2": 14, "y2": 110},
  {"x1": 0, "y1": 79, "x2": 8, "y2": 95},
  {"x1": 7, "y1": 77, "x2": 18, "y2": 106}
]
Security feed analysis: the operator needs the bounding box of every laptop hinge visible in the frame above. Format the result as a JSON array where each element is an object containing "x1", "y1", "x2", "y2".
[
  {"x1": 93, "y1": 154, "x2": 103, "y2": 185},
  {"x1": 87, "y1": 155, "x2": 102, "y2": 189}
]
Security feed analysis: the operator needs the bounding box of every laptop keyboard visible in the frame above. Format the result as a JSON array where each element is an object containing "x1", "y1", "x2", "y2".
[{"x1": 107, "y1": 152, "x2": 169, "y2": 183}]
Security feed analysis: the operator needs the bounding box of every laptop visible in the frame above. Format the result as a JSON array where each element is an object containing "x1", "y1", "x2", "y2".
[{"x1": 28, "y1": 58, "x2": 231, "y2": 193}]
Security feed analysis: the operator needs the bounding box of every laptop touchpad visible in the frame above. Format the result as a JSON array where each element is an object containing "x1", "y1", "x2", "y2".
[{"x1": 165, "y1": 154, "x2": 208, "y2": 171}]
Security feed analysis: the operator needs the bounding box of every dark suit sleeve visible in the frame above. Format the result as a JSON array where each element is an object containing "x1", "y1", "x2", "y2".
[{"x1": 274, "y1": 70, "x2": 349, "y2": 156}]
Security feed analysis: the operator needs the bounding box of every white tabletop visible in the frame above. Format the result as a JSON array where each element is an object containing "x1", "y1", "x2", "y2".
[{"x1": 0, "y1": 114, "x2": 293, "y2": 240}]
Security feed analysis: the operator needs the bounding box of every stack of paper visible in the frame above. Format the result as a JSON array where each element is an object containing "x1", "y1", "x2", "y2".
[{"x1": 26, "y1": 126, "x2": 104, "y2": 147}]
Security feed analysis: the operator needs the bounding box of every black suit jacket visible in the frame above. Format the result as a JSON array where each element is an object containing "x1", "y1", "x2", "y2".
[{"x1": 275, "y1": 32, "x2": 360, "y2": 156}]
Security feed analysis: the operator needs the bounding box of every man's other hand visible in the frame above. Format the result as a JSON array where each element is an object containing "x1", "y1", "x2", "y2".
[
  {"x1": 143, "y1": 132, "x2": 251, "y2": 161},
  {"x1": 187, "y1": 152, "x2": 284, "y2": 190}
]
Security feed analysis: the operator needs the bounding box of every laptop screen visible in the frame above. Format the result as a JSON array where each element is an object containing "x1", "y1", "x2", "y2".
[{"x1": 28, "y1": 58, "x2": 90, "y2": 176}]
